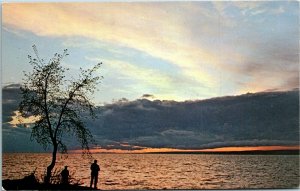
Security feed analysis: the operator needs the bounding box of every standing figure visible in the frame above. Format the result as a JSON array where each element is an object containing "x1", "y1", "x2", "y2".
[
  {"x1": 60, "y1": 166, "x2": 69, "y2": 185},
  {"x1": 90, "y1": 160, "x2": 100, "y2": 189}
]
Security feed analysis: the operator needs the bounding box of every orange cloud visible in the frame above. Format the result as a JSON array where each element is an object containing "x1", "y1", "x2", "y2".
[{"x1": 8, "y1": 111, "x2": 40, "y2": 128}]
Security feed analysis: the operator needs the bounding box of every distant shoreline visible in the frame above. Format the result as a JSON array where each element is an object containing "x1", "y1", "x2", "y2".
[
  {"x1": 3, "y1": 149, "x2": 299, "y2": 155},
  {"x1": 144, "y1": 150, "x2": 300, "y2": 155}
]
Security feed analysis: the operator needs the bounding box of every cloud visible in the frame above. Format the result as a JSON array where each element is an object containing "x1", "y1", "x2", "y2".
[
  {"x1": 141, "y1": 94, "x2": 155, "y2": 99},
  {"x1": 2, "y1": 84, "x2": 22, "y2": 124},
  {"x1": 160, "y1": 129, "x2": 195, "y2": 137},
  {"x1": 8, "y1": 111, "x2": 40, "y2": 128},
  {"x1": 2, "y1": 85, "x2": 299, "y2": 152},
  {"x1": 2, "y1": 123, "x2": 45, "y2": 152},
  {"x1": 88, "y1": 57, "x2": 204, "y2": 101},
  {"x1": 197, "y1": 140, "x2": 299, "y2": 150},
  {"x1": 94, "y1": 58, "x2": 174, "y2": 90},
  {"x1": 220, "y1": 1, "x2": 285, "y2": 16},
  {"x1": 89, "y1": 90, "x2": 299, "y2": 150},
  {"x1": 3, "y1": 2, "x2": 298, "y2": 99},
  {"x1": 2, "y1": 84, "x2": 44, "y2": 152},
  {"x1": 2, "y1": 2, "x2": 230, "y2": 98},
  {"x1": 236, "y1": 35, "x2": 299, "y2": 94}
]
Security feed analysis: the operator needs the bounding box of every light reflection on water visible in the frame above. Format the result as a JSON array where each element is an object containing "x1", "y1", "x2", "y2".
[{"x1": 2, "y1": 153, "x2": 299, "y2": 189}]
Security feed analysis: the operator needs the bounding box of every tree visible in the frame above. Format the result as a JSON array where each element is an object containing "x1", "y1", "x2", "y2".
[{"x1": 19, "y1": 45, "x2": 102, "y2": 184}]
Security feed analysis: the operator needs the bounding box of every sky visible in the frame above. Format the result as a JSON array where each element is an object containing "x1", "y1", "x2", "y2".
[
  {"x1": 2, "y1": 1, "x2": 299, "y2": 104},
  {"x1": 1, "y1": 1, "x2": 299, "y2": 153}
]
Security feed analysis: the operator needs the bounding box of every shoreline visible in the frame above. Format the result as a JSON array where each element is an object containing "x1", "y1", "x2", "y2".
[{"x1": 2, "y1": 178, "x2": 99, "y2": 190}]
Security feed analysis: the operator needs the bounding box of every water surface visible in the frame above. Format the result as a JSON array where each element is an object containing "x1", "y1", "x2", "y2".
[{"x1": 2, "y1": 153, "x2": 299, "y2": 189}]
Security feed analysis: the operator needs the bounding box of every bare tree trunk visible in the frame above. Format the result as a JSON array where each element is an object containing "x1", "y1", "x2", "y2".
[{"x1": 44, "y1": 143, "x2": 58, "y2": 184}]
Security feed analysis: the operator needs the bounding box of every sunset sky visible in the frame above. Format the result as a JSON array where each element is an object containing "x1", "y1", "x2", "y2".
[
  {"x1": 2, "y1": 1, "x2": 299, "y2": 104},
  {"x1": 2, "y1": 1, "x2": 299, "y2": 153}
]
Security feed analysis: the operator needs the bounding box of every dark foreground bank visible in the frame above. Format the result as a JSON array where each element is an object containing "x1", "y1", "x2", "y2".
[{"x1": 2, "y1": 173, "x2": 99, "y2": 190}]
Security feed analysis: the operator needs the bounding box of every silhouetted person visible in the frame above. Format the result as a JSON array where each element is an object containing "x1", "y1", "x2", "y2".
[
  {"x1": 60, "y1": 166, "x2": 69, "y2": 185},
  {"x1": 90, "y1": 160, "x2": 100, "y2": 189}
]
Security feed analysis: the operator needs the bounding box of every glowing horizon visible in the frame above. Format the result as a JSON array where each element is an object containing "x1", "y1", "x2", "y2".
[{"x1": 70, "y1": 145, "x2": 300, "y2": 154}]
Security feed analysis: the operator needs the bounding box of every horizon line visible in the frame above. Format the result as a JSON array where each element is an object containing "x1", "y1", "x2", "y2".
[
  {"x1": 3, "y1": 145, "x2": 299, "y2": 154},
  {"x1": 68, "y1": 145, "x2": 300, "y2": 154}
]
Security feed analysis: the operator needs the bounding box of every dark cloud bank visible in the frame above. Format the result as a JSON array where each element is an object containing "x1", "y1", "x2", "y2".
[{"x1": 2, "y1": 84, "x2": 299, "y2": 152}]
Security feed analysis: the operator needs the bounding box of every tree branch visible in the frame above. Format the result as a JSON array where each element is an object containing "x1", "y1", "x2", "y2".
[{"x1": 43, "y1": 70, "x2": 55, "y2": 143}]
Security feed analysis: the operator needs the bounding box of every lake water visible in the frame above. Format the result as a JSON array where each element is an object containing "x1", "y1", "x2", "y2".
[{"x1": 2, "y1": 153, "x2": 299, "y2": 189}]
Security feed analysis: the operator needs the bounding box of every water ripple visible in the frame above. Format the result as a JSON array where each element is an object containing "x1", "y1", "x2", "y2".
[{"x1": 3, "y1": 153, "x2": 299, "y2": 189}]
